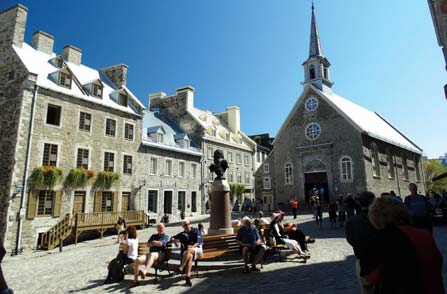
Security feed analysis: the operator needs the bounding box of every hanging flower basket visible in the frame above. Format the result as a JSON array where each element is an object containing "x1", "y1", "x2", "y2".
[
  {"x1": 29, "y1": 166, "x2": 64, "y2": 190},
  {"x1": 65, "y1": 168, "x2": 95, "y2": 189},
  {"x1": 95, "y1": 171, "x2": 121, "y2": 190}
]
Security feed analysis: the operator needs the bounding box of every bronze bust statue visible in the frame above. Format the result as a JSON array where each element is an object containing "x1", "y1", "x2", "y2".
[{"x1": 209, "y1": 149, "x2": 228, "y2": 180}]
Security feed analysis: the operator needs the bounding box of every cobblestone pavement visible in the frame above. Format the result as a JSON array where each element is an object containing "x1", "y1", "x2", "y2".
[{"x1": 3, "y1": 213, "x2": 447, "y2": 294}]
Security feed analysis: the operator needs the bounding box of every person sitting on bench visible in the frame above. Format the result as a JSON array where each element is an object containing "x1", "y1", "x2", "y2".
[
  {"x1": 172, "y1": 220, "x2": 203, "y2": 287},
  {"x1": 236, "y1": 216, "x2": 266, "y2": 273},
  {"x1": 131, "y1": 223, "x2": 169, "y2": 287},
  {"x1": 270, "y1": 212, "x2": 309, "y2": 260}
]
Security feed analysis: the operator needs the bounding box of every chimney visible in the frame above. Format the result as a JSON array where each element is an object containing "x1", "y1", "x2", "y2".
[
  {"x1": 148, "y1": 92, "x2": 166, "y2": 111},
  {"x1": 100, "y1": 64, "x2": 128, "y2": 88},
  {"x1": 227, "y1": 105, "x2": 240, "y2": 134},
  {"x1": 0, "y1": 4, "x2": 28, "y2": 48},
  {"x1": 63, "y1": 45, "x2": 82, "y2": 65},
  {"x1": 32, "y1": 30, "x2": 54, "y2": 54},
  {"x1": 176, "y1": 85, "x2": 195, "y2": 112}
]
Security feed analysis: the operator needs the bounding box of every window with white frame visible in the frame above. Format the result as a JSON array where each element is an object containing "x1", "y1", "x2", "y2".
[
  {"x1": 148, "y1": 190, "x2": 158, "y2": 212},
  {"x1": 264, "y1": 163, "x2": 269, "y2": 173},
  {"x1": 104, "y1": 152, "x2": 114, "y2": 172},
  {"x1": 305, "y1": 123, "x2": 321, "y2": 140},
  {"x1": 208, "y1": 146, "x2": 213, "y2": 159},
  {"x1": 237, "y1": 170, "x2": 242, "y2": 183},
  {"x1": 415, "y1": 156, "x2": 421, "y2": 182},
  {"x1": 228, "y1": 169, "x2": 234, "y2": 182},
  {"x1": 59, "y1": 72, "x2": 72, "y2": 88},
  {"x1": 124, "y1": 123, "x2": 134, "y2": 141},
  {"x1": 244, "y1": 171, "x2": 250, "y2": 184},
  {"x1": 157, "y1": 133, "x2": 164, "y2": 143},
  {"x1": 236, "y1": 154, "x2": 242, "y2": 164},
  {"x1": 150, "y1": 157, "x2": 157, "y2": 175},
  {"x1": 370, "y1": 143, "x2": 380, "y2": 177},
  {"x1": 76, "y1": 148, "x2": 89, "y2": 169},
  {"x1": 123, "y1": 155, "x2": 132, "y2": 175},
  {"x1": 386, "y1": 150, "x2": 395, "y2": 179},
  {"x1": 285, "y1": 162, "x2": 293, "y2": 184},
  {"x1": 191, "y1": 163, "x2": 197, "y2": 179},
  {"x1": 211, "y1": 128, "x2": 217, "y2": 137},
  {"x1": 340, "y1": 156, "x2": 353, "y2": 182},
  {"x1": 165, "y1": 159, "x2": 172, "y2": 176},
  {"x1": 179, "y1": 162, "x2": 185, "y2": 177},
  {"x1": 305, "y1": 97, "x2": 318, "y2": 111},
  {"x1": 79, "y1": 112, "x2": 91, "y2": 131},
  {"x1": 244, "y1": 155, "x2": 249, "y2": 166},
  {"x1": 183, "y1": 139, "x2": 190, "y2": 149},
  {"x1": 263, "y1": 177, "x2": 271, "y2": 189},
  {"x1": 402, "y1": 154, "x2": 409, "y2": 180},
  {"x1": 92, "y1": 83, "x2": 103, "y2": 98},
  {"x1": 43, "y1": 143, "x2": 58, "y2": 166},
  {"x1": 105, "y1": 118, "x2": 116, "y2": 137},
  {"x1": 228, "y1": 152, "x2": 233, "y2": 162}
]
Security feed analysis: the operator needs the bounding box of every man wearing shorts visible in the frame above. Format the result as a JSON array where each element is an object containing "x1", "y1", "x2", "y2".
[
  {"x1": 236, "y1": 216, "x2": 265, "y2": 273},
  {"x1": 173, "y1": 220, "x2": 203, "y2": 287},
  {"x1": 131, "y1": 223, "x2": 169, "y2": 287}
]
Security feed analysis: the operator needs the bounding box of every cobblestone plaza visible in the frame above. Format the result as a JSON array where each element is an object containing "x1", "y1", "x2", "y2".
[{"x1": 3, "y1": 213, "x2": 446, "y2": 293}]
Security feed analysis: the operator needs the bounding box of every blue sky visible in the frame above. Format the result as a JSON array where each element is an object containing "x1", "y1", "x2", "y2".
[{"x1": 2, "y1": 0, "x2": 446, "y2": 158}]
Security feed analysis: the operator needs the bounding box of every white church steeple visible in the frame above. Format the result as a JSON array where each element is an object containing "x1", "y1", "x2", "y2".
[{"x1": 303, "y1": 2, "x2": 333, "y2": 90}]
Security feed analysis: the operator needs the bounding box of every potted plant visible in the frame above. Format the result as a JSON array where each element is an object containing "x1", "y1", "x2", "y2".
[
  {"x1": 29, "y1": 166, "x2": 64, "y2": 190},
  {"x1": 95, "y1": 171, "x2": 121, "y2": 190},
  {"x1": 65, "y1": 168, "x2": 95, "y2": 189}
]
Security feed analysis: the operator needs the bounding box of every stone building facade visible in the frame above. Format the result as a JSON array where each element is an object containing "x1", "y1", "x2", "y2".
[
  {"x1": 149, "y1": 87, "x2": 257, "y2": 212},
  {"x1": 255, "y1": 5, "x2": 425, "y2": 207},
  {"x1": 0, "y1": 4, "x2": 203, "y2": 252},
  {"x1": 140, "y1": 111, "x2": 202, "y2": 222}
]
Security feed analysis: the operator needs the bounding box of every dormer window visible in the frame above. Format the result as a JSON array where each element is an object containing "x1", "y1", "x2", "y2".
[
  {"x1": 226, "y1": 133, "x2": 230, "y2": 141},
  {"x1": 211, "y1": 128, "x2": 217, "y2": 137},
  {"x1": 184, "y1": 139, "x2": 190, "y2": 149},
  {"x1": 118, "y1": 93, "x2": 128, "y2": 107},
  {"x1": 157, "y1": 133, "x2": 164, "y2": 143},
  {"x1": 59, "y1": 72, "x2": 72, "y2": 88},
  {"x1": 92, "y1": 84, "x2": 103, "y2": 99}
]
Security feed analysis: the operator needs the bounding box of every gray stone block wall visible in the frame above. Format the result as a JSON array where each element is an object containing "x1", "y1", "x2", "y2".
[
  {"x1": 272, "y1": 89, "x2": 365, "y2": 205},
  {"x1": 361, "y1": 135, "x2": 426, "y2": 198},
  {"x1": 137, "y1": 145, "x2": 202, "y2": 222},
  {"x1": 100, "y1": 65, "x2": 128, "y2": 88}
]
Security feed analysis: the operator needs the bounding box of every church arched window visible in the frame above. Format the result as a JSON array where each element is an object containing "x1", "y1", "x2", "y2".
[
  {"x1": 386, "y1": 149, "x2": 395, "y2": 179},
  {"x1": 309, "y1": 65, "x2": 316, "y2": 80},
  {"x1": 339, "y1": 156, "x2": 353, "y2": 182},
  {"x1": 284, "y1": 162, "x2": 293, "y2": 185},
  {"x1": 370, "y1": 143, "x2": 380, "y2": 177}
]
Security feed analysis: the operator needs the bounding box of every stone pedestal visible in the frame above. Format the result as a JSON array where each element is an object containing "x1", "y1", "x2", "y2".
[{"x1": 208, "y1": 179, "x2": 233, "y2": 235}]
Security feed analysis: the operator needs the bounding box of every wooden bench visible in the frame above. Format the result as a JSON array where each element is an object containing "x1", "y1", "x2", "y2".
[
  {"x1": 260, "y1": 228, "x2": 286, "y2": 262},
  {"x1": 118, "y1": 241, "x2": 172, "y2": 281}
]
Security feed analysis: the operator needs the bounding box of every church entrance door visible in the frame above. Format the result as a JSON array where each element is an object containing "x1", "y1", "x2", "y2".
[
  {"x1": 304, "y1": 172, "x2": 329, "y2": 203},
  {"x1": 304, "y1": 160, "x2": 329, "y2": 203}
]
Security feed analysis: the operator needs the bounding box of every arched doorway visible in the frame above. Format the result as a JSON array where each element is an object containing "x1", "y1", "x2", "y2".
[{"x1": 304, "y1": 160, "x2": 329, "y2": 202}]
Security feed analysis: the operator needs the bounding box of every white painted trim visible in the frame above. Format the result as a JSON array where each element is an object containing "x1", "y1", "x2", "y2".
[
  {"x1": 44, "y1": 101, "x2": 63, "y2": 129},
  {"x1": 178, "y1": 160, "x2": 186, "y2": 178},
  {"x1": 149, "y1": 156, "x2": 158, "y2": 176},
  {"x1": 77, "y1": 109, "x2": 92, "y2": 135},
  {"x1": 284, "y1": 161, "x2": 294, "y2": 185},
  {"x1": 162, "y1": 189, "x2": 174, "y2": 215},
  {"x1": 74, "y1": 146, "x2": 91, "y2": 170},
  {"x1": 339, "y1": 155, "x2": 354, "y2": 183},
  {"x1": 121, "y1": 153, "x2": 133, "y2": 175},
  {"x1": 40, "y1": 140, "x2": 62, "y2": 167},
  {"x1": 123, "y1": 121, "x2": 135, "y2": 142},
  {"x1": 164, "y1": 159, "x2": 173, "y2": 177},
  {"x1": 104, "y1": 116, "x2": 117, "y2": 138},
  {"x1": 102, "y1": 149, "x2": 117, "y2": 172}
]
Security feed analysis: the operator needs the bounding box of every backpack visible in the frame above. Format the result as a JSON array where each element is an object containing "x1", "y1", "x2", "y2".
[{"x1": 107, "y1": 253, "x2": 125, "y2": 283}]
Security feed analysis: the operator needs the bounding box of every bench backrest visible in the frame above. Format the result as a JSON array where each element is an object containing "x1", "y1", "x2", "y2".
[
  {"x1": 201, "y1": 233, "x2": 240, "y2": 260},
  {"x1": 119, "y1": 241, "x2": 172, "y2": 258}
]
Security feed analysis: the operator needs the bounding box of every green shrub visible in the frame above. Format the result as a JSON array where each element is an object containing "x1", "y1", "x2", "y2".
[
  {"x1": 65, "y1": 168, "x2": 94, "y2": 189},
  {"x1": 29, "y1": 166, "x2": 64, "y2": 190},
  {"x1": 95, "y1": 172, "x2": 121, "y2": 190}
]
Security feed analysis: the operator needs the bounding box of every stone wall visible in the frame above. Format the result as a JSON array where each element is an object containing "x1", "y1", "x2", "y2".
[
  {"x1": 6, "y1": 86, "x2": 143, "y2": 250},
  {"x1": 361, "y1": 135, "x2": 426, "y2": 197},
  {"x1": 100, "y1": 65, "x2": 128, "y2": 88},
  {"x1": 137, "y1": 145, "x2": 202, "y2": 222}
]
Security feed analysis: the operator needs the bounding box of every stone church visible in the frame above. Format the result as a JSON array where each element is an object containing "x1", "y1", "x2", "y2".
[{"x1": 255, "y1": 4, "x2": 425, "y2": 205}]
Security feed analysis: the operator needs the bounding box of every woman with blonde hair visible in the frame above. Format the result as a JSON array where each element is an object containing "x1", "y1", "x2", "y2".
[{"x1": 368, "y1": 196, "x2": 444, "y2": 294}]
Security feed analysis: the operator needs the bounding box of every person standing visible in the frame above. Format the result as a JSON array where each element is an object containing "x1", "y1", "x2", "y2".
[
  {"x1": 315, "y1": 196, "x2": 323, "y2": 227},
  {"x1": 290, "y1": 198, "x2": 298, "y2": 219},
  {"x1": 345, "y1": 194, "x2": 355, "y2": 218},
  {"x1": 328, "y1": 201, "x2": 337, "y2": 228},
  {"x1": 337, "y1": 196, "x2": 346, "y2": 226},
  {"x1": 345, "y1": 192, "x2": 379, "y2": 294},
  {"x1": 404, "y1": 183, "x2": 432, "y2": 232}
]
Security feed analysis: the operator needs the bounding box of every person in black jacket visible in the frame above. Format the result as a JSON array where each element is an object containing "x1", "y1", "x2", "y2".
[
  {"x1": 345, "y1": 191, "x2": 379, "y2": 294},
  {"x1": 172, "y1": 220, "x2": 203, "y2": 287}
]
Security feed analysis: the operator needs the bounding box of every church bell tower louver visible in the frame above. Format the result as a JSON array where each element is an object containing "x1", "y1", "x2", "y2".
[{"x1": 302, "y1": 2, "x2": 333, "y2": 91}]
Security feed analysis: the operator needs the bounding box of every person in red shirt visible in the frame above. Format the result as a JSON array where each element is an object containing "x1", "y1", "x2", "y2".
[{"x1": 290, "y1": 198, "x2": 298, "y2": 219}]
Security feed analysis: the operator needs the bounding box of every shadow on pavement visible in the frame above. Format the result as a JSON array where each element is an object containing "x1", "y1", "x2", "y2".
[{"x1": 182, "y1": 255, "x2": 358, "y2": 294}]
